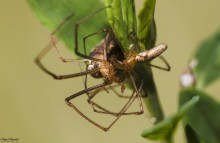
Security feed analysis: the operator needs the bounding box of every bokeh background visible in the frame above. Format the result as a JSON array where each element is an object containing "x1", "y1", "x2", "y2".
[{"x1": 1, "y1": 0, "x2": 220, "y2": 143}]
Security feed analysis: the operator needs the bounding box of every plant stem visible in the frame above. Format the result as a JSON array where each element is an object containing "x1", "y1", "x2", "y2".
[
  {"x1": 134, "y1": 64, "x2": 164, "y2": 123},
  {"x1": 106, "y1": 0, "x2": 165, "y2": 132}
]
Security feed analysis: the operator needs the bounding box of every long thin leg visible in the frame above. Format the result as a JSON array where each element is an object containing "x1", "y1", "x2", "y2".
[
  {"x1": 96, "y1": 77, "x2": 144, "y2": 116},
  {"x1": 66, "y1": 82, "x2": 109, "y2": 102},
  {"x1": 149, "y1": 55, "x2": 171, "y2": 71},
  {"x1": 83, "y1": 29, "x2": 114, "y2": 93},
  {"x1": 65, "y1": 82, "x2": 111, "y2": 131},
  {"x1": 80, "y1": 71, "x2": 142, "y2": 116},
  {"x1": 83, "y1": 29, "x2": 109, "y2": 55},
  {"x1": 89, "y1": 79, "x2": 144, "y2": 116},
  {"x1": 88, "y1": 90, "x2": 136, "y2": 116},
  {"x1": 102, "y1": 80, "x2": 129, "y2": 96},
  {"x1": 82, "y1": 28, "x2": 111, "y2": 102},
  {"x1": 109, "y1": 85, "x2": 130, "y2": 99},
  {"x1": 49, "y1": 13, "x2": 88, "y2": 63},
  {"x1": 83, "y1": 34, "x2": 115, "y2": 113},
  {"x1": 112, "y1": 80, "x2": 144, "y2": 115},
  {"x1": 74, "y1": 7, "x2": 110, "y2": 61},
  {"x1": 87, "y1": 86, "x2": 138, "y2": 131},
  {"x1": 65, "y1": 78, "x2": 143, "y2": 131},
  {"x1": 100, "y1": 80, "x2": 144, "y2": 131},
  {"x1": 126, "y1": 74, "x2": 144, "y2": 115},
  {"x1": 85, "y1": 88, "x2": 129, "y2": 116},
  {"x1": 35, "y1": 43, "x2": 101, "y2": 80},
  {"x1": 77, "y1": 61, "x2": 86, "y2": 84}
]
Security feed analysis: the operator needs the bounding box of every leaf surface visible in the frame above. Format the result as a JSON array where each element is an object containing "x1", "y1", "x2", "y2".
[
  {"x1": 179, "y1": 88, "x2": 220, "y2": 143},
  {"x1": 27, "y1": 0, "x2": 108, "y2": 53},
  {"x1": 193, "y1": 30, "x2": 220, "y2": 88}
]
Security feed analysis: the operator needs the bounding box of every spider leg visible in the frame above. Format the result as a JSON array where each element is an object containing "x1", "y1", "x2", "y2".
[
  {"x1": 74, "y1": 7, "x2": 110, "y2": 61},
  {"x1": 88, "y1": 90, "x2": 136, "y2": 116},
  {"x1": 35, "y1": 43, "x2": 100, "y2": 80},
  {"x1": 83, "y1": 29, "x2": 110, "y2": 55},
  {"x1": 99, "y1": 78, "x2": 144, "y2": 131},
  {"x1": 88, "y1": 79, "x2": 144, "y2": 116},
  {"x1": 124, "y1": 74, "x2": 144, "y2": 115},
  {"x1": 149, "y1": 55, "x2": 171, "y2": 71},
  {"x1": 65, "y1": 82, "x2": 111, "y2": 131},
  {"x1": 109, "y1": 84, "x2": 131, "y2": 99},
  {"x1": 49, "y1": 13, "x2": 87, "y2": 63}
]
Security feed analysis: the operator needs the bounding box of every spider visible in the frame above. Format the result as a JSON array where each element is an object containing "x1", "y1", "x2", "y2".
[{"x1": 35, "y1": 7, "x2": 170, "y2": 131}]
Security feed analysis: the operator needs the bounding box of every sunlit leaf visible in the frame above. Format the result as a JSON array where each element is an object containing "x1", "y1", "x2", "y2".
[
  {"x1": 141, "y1": 115, "x2": 176, "y2": 140},
  {"x1": 27, "y1": 0, "x2": 108, "y2": 53},
  {"x1": 141, "y1": 96, "x2": 199, "y2": 140},
  {"x1": 105, "y1": 0, "x2": 137, "y2": 53},
  {"x1": 138, "y1": 0, "x2": 156, "y2": 50},
  {"x1": 179, "y1": 88, "x2": 220, "y2": 143}
]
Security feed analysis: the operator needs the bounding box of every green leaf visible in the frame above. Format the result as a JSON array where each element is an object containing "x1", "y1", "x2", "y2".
[
  {"x1": 141, "y1": 115, "x2": 176, "y2": 140},
  {"x1": 141, "y1": 96, "x2": 199, "y2": 141},
  {"x1": 105, "y1": 0, "x2": 129, "y2": 52},
  {"x1": 121, "y1": 0, "x2": 137, "y2": 37},
  {"x1": 106, "y1": 0, "x2": 164, "y2": 125},
  {"x1": 179, "y1": 88, "x2": 220, "y2": 143},
  {"x1": 134, "y1": 0, "x2": 162, "y2": 123},
  {"x1": 184, "y1": 125, "x2": 201, "y2": 143},
  {"x1": 27, "y1": 0, "x2": 108, "y2": 53},
  {"x1": 138, "y1": 0, "x2": 156, "y2": 49},
  {"x1": 177, "y1": 96, "x2": 200, "y2": 119},
  {"x1": 193, "y1": 30, "x2": 220, "y2": 88},
  {"x1": 105, "y1": 0, "x2": 137, "y2": 53}
]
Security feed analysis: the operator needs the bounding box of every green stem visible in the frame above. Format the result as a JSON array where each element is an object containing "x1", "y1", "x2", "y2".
[
  {"x1": 135, "y1": 64, "x2": 164, "y2": 123},
  {"x1": 106, "y1": 0, "x2": 164, "y2": 124}
]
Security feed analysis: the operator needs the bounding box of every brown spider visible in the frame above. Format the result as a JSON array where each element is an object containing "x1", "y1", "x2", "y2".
[{"x1": 35, "y1": 7, "x2": 170, "y2": 131}]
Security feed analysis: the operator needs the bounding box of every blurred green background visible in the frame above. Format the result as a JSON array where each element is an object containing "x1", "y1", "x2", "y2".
[{"x1": 1, "y1": 0, "x2": 220, "y2": 143}]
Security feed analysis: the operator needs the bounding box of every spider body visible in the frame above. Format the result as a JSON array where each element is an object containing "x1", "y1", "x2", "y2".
[{"x1": 87, "y1": 33, "x2": 125, "y2": 83}]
